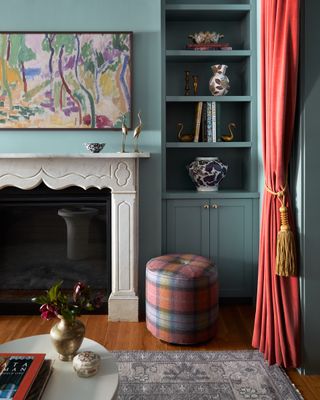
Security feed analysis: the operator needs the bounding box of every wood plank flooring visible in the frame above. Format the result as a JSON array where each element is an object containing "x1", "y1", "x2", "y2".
[{"x1": 0, "y1": 304, "x2": 319, "y2": 400}]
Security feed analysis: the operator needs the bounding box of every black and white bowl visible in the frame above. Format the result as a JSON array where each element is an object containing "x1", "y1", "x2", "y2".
[{"x1": 84, "y1": 142, "x2": 105, "y2": 153}]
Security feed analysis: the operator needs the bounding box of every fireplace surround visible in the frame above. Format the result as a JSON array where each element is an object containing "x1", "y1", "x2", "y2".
[{"x1": 0, "y1": 153, "x2": 150, "y2": 321}]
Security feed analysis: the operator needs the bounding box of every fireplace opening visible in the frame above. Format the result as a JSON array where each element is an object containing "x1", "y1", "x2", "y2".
[{"x1": 0, "y1": 183, "x2": 111, "y2": 315}]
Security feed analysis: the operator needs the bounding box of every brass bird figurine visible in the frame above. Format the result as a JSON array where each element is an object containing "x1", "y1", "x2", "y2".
[
  {"x1": 177, "y1": 122, "x2": 194, "y2": 142},
  {"x1": 121, "y1": 114, "x2": 128, "y2": 153},
  {"x1": 220, "y1": 122, "x2": 236, "y2": 142},
  {"x1": 133, "y1": 111, "x2": 143, "y2": 152}
]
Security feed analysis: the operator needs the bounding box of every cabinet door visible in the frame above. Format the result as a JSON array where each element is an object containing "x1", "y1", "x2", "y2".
[
  {"x1": 210, "y1": 199, "x2": 253, "y2": 298},
  {"x1": 166, "y1": 199, "x2": 210, "y2": 257}
]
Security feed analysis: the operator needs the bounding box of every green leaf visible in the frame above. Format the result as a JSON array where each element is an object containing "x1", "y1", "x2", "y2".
[
  {"x1": 48, "y1": 280, "x2": 63, "y2": 302},
  {"x1": 61, "y1": 309, "x2": 74, "y2": 322},
  {"x1": 31, "y1": 295, "x2": 48, "y2": 304}
]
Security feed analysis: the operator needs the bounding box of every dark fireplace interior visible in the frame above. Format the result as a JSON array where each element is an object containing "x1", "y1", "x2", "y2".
[{"x1": 0, "y1": 184, "x2": 111, "y2": 314}]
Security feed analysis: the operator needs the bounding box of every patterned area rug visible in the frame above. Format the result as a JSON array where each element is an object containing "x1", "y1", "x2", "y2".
[{"x1": 112, "y1": 350, "x2": 303, "y2": 400}]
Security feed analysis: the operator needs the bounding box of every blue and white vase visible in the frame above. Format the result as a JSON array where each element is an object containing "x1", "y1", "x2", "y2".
[{"x1": 187, "y1": 157, "x2": 228, "y2": 191}]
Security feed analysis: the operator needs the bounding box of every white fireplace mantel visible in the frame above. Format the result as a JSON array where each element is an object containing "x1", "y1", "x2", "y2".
[{"x1": 0, "y1": 153, "x2": 150, "y2": 321}]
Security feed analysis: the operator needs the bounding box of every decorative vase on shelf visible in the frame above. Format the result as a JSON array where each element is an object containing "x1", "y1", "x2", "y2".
[
  {"x1": 50, "y1": 316, "x2": 85, "y2": 361},
  {"x1": 209, "y1": 64, "x2": 230, "y2": 96},
  {"x1": 187, "y1": 157, "x2": 228, "y2": 192}
]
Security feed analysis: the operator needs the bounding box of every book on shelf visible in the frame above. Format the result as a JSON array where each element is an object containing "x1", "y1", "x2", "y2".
[
  {"x1": 202, "y1": 102, "x2": 217, "y2": 143},
  {"x1": 0, "y1": 353, "x2": 50, "y2": 400},
  {"x1": 186, "y1": 43, "x2": 232, "y2": 51},
  {"x1": 201, "y1": 102, "x2": 207, "y2": 142},
  {"x1": 193, "y1": 101, "x2": 203, "y2": 142},
  {"x1": 206, "y1": 102, "x2": 212, "y2": 142},
  {"x1": 211, "y1": 101, "x2": 217, "y2": 143}
]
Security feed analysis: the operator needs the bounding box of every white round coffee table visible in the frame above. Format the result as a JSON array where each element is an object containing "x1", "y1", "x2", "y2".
[{"x1": 0, "y1": 334, "x2": 119, "y2": 400}]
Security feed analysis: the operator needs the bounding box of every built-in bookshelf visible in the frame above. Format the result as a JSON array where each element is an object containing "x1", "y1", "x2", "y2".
[
  {"x1": 162, "y1": 0, "x2": 257, "y2": 195},
  {"x1": 161, "y1": 0, "x2": 259, "y2": 299}
]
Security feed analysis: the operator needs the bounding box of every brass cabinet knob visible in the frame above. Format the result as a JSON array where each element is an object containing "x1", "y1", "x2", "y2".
[
  {"x1": 203, "y1": 204, "x2": 209, "y2": 209},
  {"x1": 211, "y1": 204, "x2": 219, "y2": 209}
]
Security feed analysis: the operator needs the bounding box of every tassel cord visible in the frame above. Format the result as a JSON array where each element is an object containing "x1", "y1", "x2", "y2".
[{"x1": 264, "y1": 181, "x2": 297, "y2": 277}]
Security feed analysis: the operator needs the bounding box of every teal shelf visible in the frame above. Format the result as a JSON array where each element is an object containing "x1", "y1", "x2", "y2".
[
  {"x1": 166, "y1": 5, "x2": 250, "y2": 22},
  {"x1": 166, "y1": 141, "x2": 252, "y2": 148},
  {"x1": 166, "y1": 4, "x2": 251, "y2": 11},
  {"x1": 166, "y1": 96, "x2": 252, "y2": 102},
  {"x1": 163, "y1": 190, "x2": 260, "y2": 199},
  {"x1": 166, "y1": 50, "x2": 251, "y2": 62}
]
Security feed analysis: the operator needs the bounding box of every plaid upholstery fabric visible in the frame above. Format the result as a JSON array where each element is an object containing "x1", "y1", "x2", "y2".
[{"x1": 146, "y1": 254, "x2": 219, "y2": 344}]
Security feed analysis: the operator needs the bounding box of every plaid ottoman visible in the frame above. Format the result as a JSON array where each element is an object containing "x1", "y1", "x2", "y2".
[{"x1": 146, "y1": 254, "x2": 218, "y2": 344}]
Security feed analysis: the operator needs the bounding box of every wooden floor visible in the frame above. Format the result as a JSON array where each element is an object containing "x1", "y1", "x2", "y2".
[{"x1": 0, "y1": 304, "x2": 319, "y2": 399}]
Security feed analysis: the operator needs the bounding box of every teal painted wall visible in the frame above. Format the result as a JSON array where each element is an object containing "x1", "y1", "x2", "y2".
[
  {"x1": 293, "y1": 0, "x2": 320, "y2": 374},
  {"x1": 0, "y1": 0, "x2": 162, "y2": 308}
]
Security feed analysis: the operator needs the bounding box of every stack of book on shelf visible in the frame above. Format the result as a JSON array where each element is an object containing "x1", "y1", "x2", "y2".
[
  {"x1": 186, "y1": 43, "x2": 232, "y2": 51},
  {"x1": 0, "y1": 353, "x2": 53, "y2": 400},
  {"x1": 193, "y1": 101, "x2": 217, "y2": 143}
]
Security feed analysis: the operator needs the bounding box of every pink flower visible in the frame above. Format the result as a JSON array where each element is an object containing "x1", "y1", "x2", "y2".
[
  {"x1": 40, "y1": 304, "x2": 58, "y2": 320},
  {"x1": 73, "y1": 281, "x2": 87, "y2": 302},
  {"x1": 32, "y1": 280, "x2": 107, "y2": 323}
]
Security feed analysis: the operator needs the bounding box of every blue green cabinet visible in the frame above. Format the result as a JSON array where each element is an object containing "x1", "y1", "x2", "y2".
[{"x1": 167, "y1": 198, "x2": 256, "y2": 298}]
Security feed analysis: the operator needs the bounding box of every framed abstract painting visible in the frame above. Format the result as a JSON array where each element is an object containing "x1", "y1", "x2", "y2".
[{"x1": 0, "y1": 32, "x2": 132, "y2": 129}]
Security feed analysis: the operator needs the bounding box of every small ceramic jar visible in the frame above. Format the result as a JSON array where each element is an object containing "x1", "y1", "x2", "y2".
[{"x1": 73, "y1": 351, "x2": 101, "y2": 378}]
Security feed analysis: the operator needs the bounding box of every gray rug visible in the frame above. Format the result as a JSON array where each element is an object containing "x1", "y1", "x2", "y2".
[{"x1": 112, "y1": 350, "x2": 303, "y2": 400}]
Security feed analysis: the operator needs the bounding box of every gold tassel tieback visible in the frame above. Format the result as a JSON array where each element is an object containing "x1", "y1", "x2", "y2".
[{"x1": 265, "y1": 183, "x2": 297, "y2": 277}]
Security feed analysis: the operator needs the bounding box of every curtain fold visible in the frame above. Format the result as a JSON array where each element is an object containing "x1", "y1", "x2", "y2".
[{"x1": 252, "y1": 0, "x2": 300, "y2": 368}]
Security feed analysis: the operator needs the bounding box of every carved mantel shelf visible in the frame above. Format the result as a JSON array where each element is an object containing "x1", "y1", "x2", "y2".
[{"x1": 0, "y1": 153, "x2": 150, "y2": 322}]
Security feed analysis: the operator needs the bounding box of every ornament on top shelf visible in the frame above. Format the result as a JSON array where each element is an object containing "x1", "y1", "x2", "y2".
[{"x1": 188, "y1": 31, "x2": 224, "y2": 44}]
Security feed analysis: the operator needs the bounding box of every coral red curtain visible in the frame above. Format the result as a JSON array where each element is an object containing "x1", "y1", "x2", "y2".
[{"x1": 252, "y1": 0, "x2": 300, "y2": 367}]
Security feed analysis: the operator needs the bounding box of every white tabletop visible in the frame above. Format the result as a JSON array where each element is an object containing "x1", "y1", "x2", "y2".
[{"x1": 0, "y1": 334, "x2": 119, "y2": 400}]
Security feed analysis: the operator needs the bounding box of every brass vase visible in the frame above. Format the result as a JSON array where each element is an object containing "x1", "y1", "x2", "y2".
[{"x1": 50, "y1": 317, "x2": 85, "y2": 361}]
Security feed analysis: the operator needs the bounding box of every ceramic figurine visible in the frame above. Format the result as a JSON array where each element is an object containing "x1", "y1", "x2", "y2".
[
  {"x1": 187, "y1": 157, "x2": 228, "y2": 191},
  {"x1": 188, "y1": 31, "x2": 224, "y2": 44},
  {"x1": 221, "y1": 122, "x2": 236, "y2": 142},
  {"x1": 121, "y1": 114, "x2": 128, "y2": 153},
  {"x1": 177, "y1": 123, "x2": 194, "y2": 142},
  {"x1": 209, "y1": 64, "x2": 230, "y2": 96},
  {"x1": 133, "y1": 111, "x2": 143, "y2": 152},
  {"x1": 192, "y1": 75, "x2": 199, "y2": 95}
]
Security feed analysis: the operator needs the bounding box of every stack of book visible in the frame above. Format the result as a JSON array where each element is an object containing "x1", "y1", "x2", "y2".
[
  {"x1": 186, "y1": 43, "x2": 232, "y2": 51},
  {"x1": 0, "y1": 353, "x2": 53, "y2": 400},
  {"x1": 193, "y1": 101, "x2": 217, "y2": 143}
]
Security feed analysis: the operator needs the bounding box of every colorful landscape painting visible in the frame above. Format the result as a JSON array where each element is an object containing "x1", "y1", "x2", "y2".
[{"x1": 0, "y1": 32, "x2": 132, "y2": 129}]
